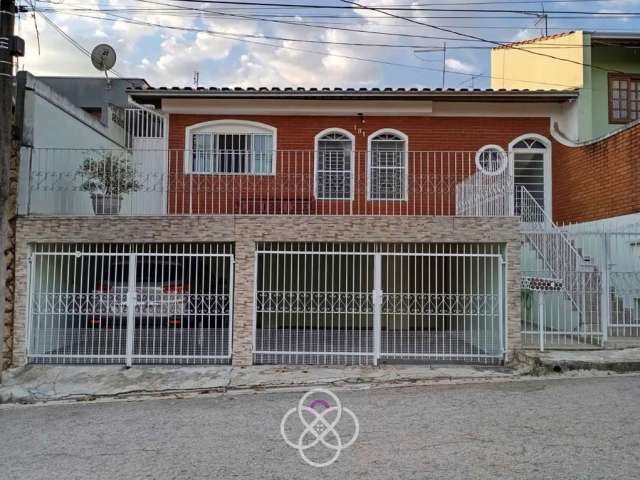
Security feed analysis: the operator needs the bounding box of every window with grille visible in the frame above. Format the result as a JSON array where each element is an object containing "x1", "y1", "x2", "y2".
[
  {"x1": 609, "y1": 74, "x2": 640, "y2": 124},
  {"x1": 369, "y1": 132, "x2": 407, "y2": 200},
  {"x1": 189, "y1": 121, "x2": 275, "y2": 174},
  {"x1": 316, "y1": 131, "x2": 353, "y2": 200},
  {"x1": 475, "y1": 145, "x2": 507, "y2": 176}
]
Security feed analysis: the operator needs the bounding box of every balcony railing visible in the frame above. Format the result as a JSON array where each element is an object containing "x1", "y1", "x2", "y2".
[{"x1": 20, "y1": 148, "x2": 515, "y2": 217}]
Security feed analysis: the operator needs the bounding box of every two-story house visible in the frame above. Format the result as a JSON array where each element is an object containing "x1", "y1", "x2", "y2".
[
  {"x1": 491, "y1": 31, "x2": 640, "y2": 143},
  {"x1": 12, "y1": 84, "x2": 591, "y2": 370}
]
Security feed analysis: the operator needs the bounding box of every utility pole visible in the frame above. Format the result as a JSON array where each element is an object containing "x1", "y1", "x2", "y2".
[{"x1": 0, "y1": 0, "x2": 24, "y2": 374}]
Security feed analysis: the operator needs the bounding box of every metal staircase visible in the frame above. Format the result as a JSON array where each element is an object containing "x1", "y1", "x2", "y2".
[{"x1": 519, "y1": 187, "x2": 602, "y2": 342}]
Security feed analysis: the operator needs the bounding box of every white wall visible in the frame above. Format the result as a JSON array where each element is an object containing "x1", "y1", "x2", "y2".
[{"x1": 17, "y1": 73, "x2": 166, "y2": 216}]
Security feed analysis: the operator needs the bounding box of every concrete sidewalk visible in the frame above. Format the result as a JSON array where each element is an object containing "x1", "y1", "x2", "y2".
[
  {"x1": 518, "y1": 347, "x2": 640, "y2": 373},
  {"x1": 5, "y1": 348, "x2": 640, "y2": 404},
  {"x1": 0, "y1": 364, "x2": 515, "y2": 404}
]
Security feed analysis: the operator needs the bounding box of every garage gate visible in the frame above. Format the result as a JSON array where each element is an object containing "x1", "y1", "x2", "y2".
[
  {"x1": 254, "y1": 243, "x2": 506, "y2": 365},
  {"x1": 27, "y1": 243, "x2": 233, "y2": 365}
]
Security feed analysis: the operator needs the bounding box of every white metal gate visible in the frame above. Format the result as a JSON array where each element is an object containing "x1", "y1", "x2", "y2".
[
  {"x1": 254, "y1": 243, "x2": 505, "y2": 365},
  {"x1": 27, "y1": 243, "x2": 233, "y2": 365}
]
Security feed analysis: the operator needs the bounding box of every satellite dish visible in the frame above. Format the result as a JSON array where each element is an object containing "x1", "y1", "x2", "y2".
[{"x1": 91, "y1": 44, "x2": 117, "y2": 72}]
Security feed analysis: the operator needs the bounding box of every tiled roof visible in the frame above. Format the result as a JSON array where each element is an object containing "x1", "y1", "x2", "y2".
[
  {"x1": 493, "y1": 31, "x2": 577, "y2": 49},
  {"x1": 127, "y1": 86, "x2": 578, "y2": 101}
]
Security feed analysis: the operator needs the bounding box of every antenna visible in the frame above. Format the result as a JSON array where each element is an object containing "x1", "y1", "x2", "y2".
[
  {"x1": 194, "y1": 71, "x2": 200, "y2": 88},
  {"x1": 535, "y1": 2, "x2": 548, "y2": 36},
  {"x1": 91, "y1": 43, "x2": 117, "y2": 86}
]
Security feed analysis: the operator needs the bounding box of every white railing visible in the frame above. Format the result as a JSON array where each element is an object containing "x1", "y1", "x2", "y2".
[
  {"x1": 519, "y1": 186, "x2": 602, "y2": 346},
  {"x1": 455, "y1": 168, "x2": 514, "y2": 217},
  {"x1": 124, "y1": 107, "x2": 165, "y2": 149},
  {"x1": 21, "y1": 148, "x2": 516, "y2": 217}
]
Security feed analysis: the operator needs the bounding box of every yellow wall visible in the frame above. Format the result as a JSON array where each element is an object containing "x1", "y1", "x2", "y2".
[{"x1": 491, "y1": 31, "x2": 584, "y2": 90}]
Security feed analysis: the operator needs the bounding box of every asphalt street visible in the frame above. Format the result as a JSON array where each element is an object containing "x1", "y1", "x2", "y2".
[{"x1": 1, "y1": 374, "x2": 639, "y2": 479}]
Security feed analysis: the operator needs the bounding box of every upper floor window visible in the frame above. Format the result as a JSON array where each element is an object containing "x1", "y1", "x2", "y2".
[
  {"x1": 609, "y1": 74, "x2": 640, "y2": 124},
  {"x1": 187, "y1": 120, "x2": 276, "y2": 174},
  {"x1": 315, "y1": 129, "x2": 354, "y2": 200},
  {"x1": 368, "y1": 130, "x2": 408, "y2": 200}
]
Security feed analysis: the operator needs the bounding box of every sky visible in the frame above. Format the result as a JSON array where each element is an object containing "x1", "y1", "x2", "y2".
[{"x1": 14, "y1": 0, "x2": 640, "y2": 89}]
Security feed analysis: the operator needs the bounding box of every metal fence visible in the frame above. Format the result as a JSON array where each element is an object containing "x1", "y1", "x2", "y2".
[
  {"x1": 521, "y1": 227, "x2": 640, "y2": 349},
  {"x1": 254, "y1": 242, "x2": 505, "y2": 365},
  {"x1": 521, "y1": 270, "x2": 602, "y2": 349},
  {"x1": 27, "y1": 243, "x2": 234, "y2": 365},
  {"x1": 21, "y1": 148, "x2": 515, "y2": 217},
  {"x1": 561, "y1": 230, "x2": 640, "y2": 341}
]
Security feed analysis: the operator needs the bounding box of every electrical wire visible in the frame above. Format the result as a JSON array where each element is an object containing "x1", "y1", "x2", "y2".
[
  {"x1": 342, "y1": 0, "x2": 626, "y2": 74},
  {"x1": 51, "y1": 9, "x2": 579, "y2": 88}
]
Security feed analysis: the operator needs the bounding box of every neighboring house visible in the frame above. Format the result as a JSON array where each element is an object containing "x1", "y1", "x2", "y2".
[
  {"x1": 491, "y1": 31, "x2": 640, "y2": 143},
  {"x1": 5, "y1": 82, "x2": 640, "y2": 373},
  {"x1": 37, "y1": 76, "x2": 149, "y2": 127}
]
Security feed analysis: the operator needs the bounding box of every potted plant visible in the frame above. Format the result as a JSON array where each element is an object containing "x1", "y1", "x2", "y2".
[{"x1": 77, "y1": 151, "x2": 141, "y2": 215}]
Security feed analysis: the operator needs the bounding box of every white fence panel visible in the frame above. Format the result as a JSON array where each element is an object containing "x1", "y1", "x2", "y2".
[
  {"x1": 27, "y1": 243, "x2": 233, "y2": 365},
  {"x1": 254, "y1": 243, "x2": 505, "y2": 366}
]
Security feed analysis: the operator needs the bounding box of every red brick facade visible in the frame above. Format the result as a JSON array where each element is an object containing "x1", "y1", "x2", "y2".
[
  {"x1": 168, "y1": 114, "x2": 557, "y2": 216},
  {"x1": 553, "y1": 123, "x2": 640, "y2": 224}
]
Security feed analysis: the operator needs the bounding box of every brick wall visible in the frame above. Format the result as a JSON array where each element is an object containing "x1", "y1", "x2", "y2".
[
  {"x1": 13, "y1": 216, "x2": 521, "y2": 367},
  {"x1": 553, "y1": 123, "x2": 640, "y2": 224},
  {"x1": 168, "y1": 114, "x2": 556, "y2": 216}
]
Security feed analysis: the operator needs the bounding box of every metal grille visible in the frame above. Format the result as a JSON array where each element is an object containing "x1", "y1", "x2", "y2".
[
  {"x1": 27, "y1": 243, "x2": 234, "y2": 365},
  {"x1": 254, "y1": 243, "x2": 505, "y2": 366},
  {"x1": 23, "y1": 148, "x2": 515, "y2": 217},
  {"x1": 520, "y1": 270, "x2": 602, "y2": 350},
  {"x1": 558, "y1": 229, "x2": 640, "y2": 340}
]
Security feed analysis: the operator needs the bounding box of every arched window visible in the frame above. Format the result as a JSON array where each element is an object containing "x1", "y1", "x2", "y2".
[
  {"x1": 315, "y1": 129, "x2": 354, "y2": 200},
  {"x1": 475, "y1": 145, "x2": 508, "y2": 176},
  {"x1": 186, "y1": 120, "x2": 276, "y2": 174},
  {"x1": 509, "y1": 134, "x2": 550, "y2": 215},
  {"x1": 368, "y1": 130, "x2": 408, "y2": 200}
]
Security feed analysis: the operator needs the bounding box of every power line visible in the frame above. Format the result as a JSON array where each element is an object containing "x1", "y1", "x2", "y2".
[
  {"x1": 342, "y1": 0, "x2": 625, "y2": 75},
  {"x1": 37, "y1": 11, "x2": 131, "y2": 81},
  {"x1": 32, "y1": 5, "x2": 640, "y2": 20},
  {"x1": 46, "y1": 9, "x2": 579, "y2": 88},
  {"x1": 137, "y1": 0, "x2": 583, "y2": 47},
  {"x1": 73, "y1": 0, "x2": 640, "y2": 16},
  {"x1": 31, "y1": 1, "x2": 624, "y2": 49}
]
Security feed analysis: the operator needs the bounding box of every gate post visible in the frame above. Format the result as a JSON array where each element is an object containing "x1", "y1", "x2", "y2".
[
  {"x1": 372, "y1": 254, "x2": 382, "y2": 366},
  {"x1": 125, "y1": 252, "x2": 136, "y2": 367},
  {"x1": 600, "y1": 232, "x2": 610, "y2": 346},
  {"x1": 231, "y1": 239, "x2": 254, "y2": 366},
  {"x1": 538, "y1": 292, "x2": 545, "y2": 352}
]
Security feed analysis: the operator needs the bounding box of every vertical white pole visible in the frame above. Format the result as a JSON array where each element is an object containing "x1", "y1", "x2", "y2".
[
  {"x1": 373, "y1": 253, "x2": 382, "y2": 366},
  {"x1": 228, "y1": 255, "x2": 235, "y2": 361},
  {"x1": 600, "y1": 232, "x2": 610, "y2": 346},
  {"x1": 498, "y1": 256, "x2": 505, "y2": 359},
  {"x1": 538, "y1": 293, "x2": 545, "y2": 352},
  {"x1": 125, "y1": 252, "x2": 136, "y2": 367}
]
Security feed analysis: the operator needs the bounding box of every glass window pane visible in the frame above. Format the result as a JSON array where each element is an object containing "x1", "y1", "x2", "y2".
[
  {"x1": 192, "y1": 133, "x2": 212, "y2": 172},
  {"x1": 370, "y1": 136, "x2": 406, "y2": 200},
  {"x1": 253, "y1": 134, "x2": 274, "y2": 174}
]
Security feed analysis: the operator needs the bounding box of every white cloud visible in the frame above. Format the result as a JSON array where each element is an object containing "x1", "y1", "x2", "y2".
[{"x1": 445, "y1": 58, "x2": 476, "y2": 74}]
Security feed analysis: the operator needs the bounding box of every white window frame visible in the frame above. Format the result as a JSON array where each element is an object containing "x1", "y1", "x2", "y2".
[
  {"x1": 184, "y1": 119, "x2": 277, "y2": 175},
  {"x1": 314, "y1": 128, "x2": 355, "y2": 201},
  {"x1": 508, "y1": 133, "x2": 551, "y2": 216},
  {"x1": 475, "y1": 144, "x2": 508, "y2": 176},
  {"x1": 367, "y1": 128, "x2": 409, "y2": 201}
]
